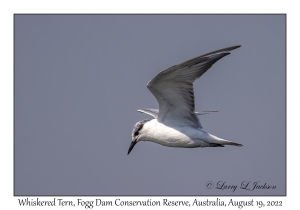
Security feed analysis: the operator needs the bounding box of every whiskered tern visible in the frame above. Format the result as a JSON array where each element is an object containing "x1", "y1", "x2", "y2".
[{"x1": 128, "y1": 45, "x2": 243, "y2": 155}]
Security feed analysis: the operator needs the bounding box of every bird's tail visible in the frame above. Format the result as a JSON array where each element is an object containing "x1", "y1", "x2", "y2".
[
  {"x1": 207, "y1": 139, "x2": 243, "y2": 147},
  {"x1": 224, "y1": 140, "x2": 243, "y2": 147},
  {"x1": 217, "y1": 139, "x2": 243, "y2": 147}
]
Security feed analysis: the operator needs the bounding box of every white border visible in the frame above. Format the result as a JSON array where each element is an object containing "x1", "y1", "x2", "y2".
[{"x1": 1, "y1": 0, "x2": 298, "y2": 209}]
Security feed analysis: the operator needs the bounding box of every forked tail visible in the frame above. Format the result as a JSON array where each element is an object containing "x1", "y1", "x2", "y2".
[
  {"x1": 208, "y1": 139, "x2": 243, "y2": 147},
  {"x1": 221, "y1": 140, "x2": 243, "y2": 147}
]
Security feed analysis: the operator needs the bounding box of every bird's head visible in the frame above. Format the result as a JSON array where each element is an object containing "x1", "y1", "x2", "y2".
[{"x1": 127, "y1": 119, "x2": 150, "y2": 155}]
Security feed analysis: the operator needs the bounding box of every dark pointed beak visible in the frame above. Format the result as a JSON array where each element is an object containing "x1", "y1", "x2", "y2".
[{"x1": 127, "y1": 140, "x2": 137, "y2": 155}]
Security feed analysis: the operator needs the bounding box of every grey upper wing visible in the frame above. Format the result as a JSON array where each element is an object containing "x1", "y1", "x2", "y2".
[
  {"x1": 138, "y1": 108, "x2": 218, "y2": 118},
  {"x1": 137, "y1": 108, "x2": 159, "y2": 119},
  {"x1": 195, "y1": 110, "x2": 218, "y2": 115},
  {"x1": 147, "y1": 45, "x2": 240, "y2": 128}
]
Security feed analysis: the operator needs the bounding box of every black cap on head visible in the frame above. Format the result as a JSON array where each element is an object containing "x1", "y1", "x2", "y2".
[{"x1": 128, "y1": 119, "x2": 150, "y2": 155}]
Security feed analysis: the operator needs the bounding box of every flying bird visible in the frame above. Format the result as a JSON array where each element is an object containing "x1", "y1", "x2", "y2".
[{"x1": 128, "y1": 45, "x2": 243, "y2": 155}]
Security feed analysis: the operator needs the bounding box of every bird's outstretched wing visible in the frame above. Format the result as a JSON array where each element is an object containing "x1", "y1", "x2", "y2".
[
  {"x1": 138, "y1": 108, "x2": 218, "y2": 119},
  {"x1": 147, "y1": 45, "x2": 240, "y2": 128},
  {"x1": 137, "y1": 108, "x2": 159, "y2": 119}
]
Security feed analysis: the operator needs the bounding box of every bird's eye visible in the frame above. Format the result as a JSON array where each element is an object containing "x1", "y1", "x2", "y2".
[{"x1": 134, "y1": 131, "x2": 139, "y2": 136}]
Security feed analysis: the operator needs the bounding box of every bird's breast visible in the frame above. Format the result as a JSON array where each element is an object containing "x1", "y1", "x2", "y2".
[{"x1": 142, "y1": 120, "x2": 203, "y2": 147}]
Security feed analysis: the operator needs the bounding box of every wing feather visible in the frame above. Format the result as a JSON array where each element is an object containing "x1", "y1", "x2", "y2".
[
  {"x1": 138, "y1": 108, "x2": 218, "y2": 118},
  {"x1": 147, "y1": 45, "x2": 240, "y2": 127},
  {"x1": 137, "y1": 108, "x2": 159, "y2": 119}
]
